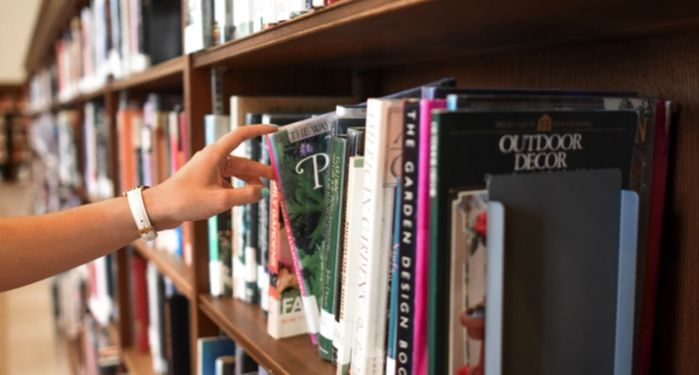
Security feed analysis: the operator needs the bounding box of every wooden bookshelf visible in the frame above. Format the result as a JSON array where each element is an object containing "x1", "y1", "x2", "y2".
[
  {"x1": 122, "y1": 347, "x2": 155, "y2": 375},
  {"x1": 131, "y1": 240, "x2": 194, "y2": 300},
  {"x1": 110, "y1": 56, "x2": 185, "y2": 92},
  {"x1": 199, "y1": 296, "x2": 335, "y2": 375},
  {"x1": 24, "y1": 0, "x2": 699, "y2": 373}
]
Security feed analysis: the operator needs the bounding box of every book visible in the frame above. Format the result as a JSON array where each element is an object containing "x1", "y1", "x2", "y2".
[
  {"x1": 206, "y1": 114, "x2": 233, "y2": 297},
  {"x1": 230, "y1": 96, "x2": 349, "y2": 303},
  {"x1": 336, "y1": 156, "x2": 365, "y2": 375},
  {"x1": 164, "y1": 292, "x2": 191, "y2": 375},
  {"x1": 130, "y1": 251, "x2": 150, "y2": 353},
  {"x1": 351, "y1": 99, "x2": 404, "y2": 375},
  {"x1": 317, "y1": 134, "x2": 348, "y2": 360},
  {"x1": 267, "y1": 113, "x2": 340, "y2": 344},
  {"x1": 485, "y1": 169, "x2": 638, "y2": 375},
  {"x1": 428, "y1": 110, "x2": 640, "y2": 375},
  {"x1": 267, "y1": 181, "x2": 308, "y2": 339},
  {"x1": 385, "y1": 180, "x2": 402, "y2": 375},
  {"x1": 215, "y1": 355, "x2": 236, "y2": 375},
  {"x1": 146, "y1": 263, "x2": 168, "y2": 373},
  {"x1": 412, "y1": 98, "x2": 445, "y2": 375},
  {"x1": 198, "y1": 336, "x2": 236, "y2": 375},
  {"x1": 394, "y1": 99, "x2": 420, "y2": 375}
]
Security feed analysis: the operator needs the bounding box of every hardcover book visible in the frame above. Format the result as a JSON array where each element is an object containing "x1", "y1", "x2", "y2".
[
  {"x1": 428, "y1": 110, "x2": 640, "y2": 375},
  {"x1": 486, "y1": 169, "x2": 638, "y2": 375}
]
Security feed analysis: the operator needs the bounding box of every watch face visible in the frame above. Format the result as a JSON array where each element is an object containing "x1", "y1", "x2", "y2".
[{"x1": 141, "y1": 228, "x2": 157, "y2": 242}]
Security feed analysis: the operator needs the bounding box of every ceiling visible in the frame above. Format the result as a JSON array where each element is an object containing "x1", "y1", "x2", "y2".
[{"x1": 0, "y1": 0, "x2": 42, "y2": 83}]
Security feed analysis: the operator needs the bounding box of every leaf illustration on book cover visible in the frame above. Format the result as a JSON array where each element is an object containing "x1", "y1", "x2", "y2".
[{"x1": 267, "y1": 113, "x2": 338, "y2": 338}]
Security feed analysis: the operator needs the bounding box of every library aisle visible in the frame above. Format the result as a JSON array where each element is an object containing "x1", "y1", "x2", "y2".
[{"x1": 0, "y1": 182, "x2": 70, "y2": 375}]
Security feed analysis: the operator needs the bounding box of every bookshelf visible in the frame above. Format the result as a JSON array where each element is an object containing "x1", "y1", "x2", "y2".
[{"x1": 24, "y1": 0, "x2": 699, "y2": 374}]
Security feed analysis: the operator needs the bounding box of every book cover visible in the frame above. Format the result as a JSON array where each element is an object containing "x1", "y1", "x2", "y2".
[
  {"x1": 267, "y1": 181, "x2": 308, "y2": 339},
  {"x1": 485, "y1": 169, "x2": 636, "y2": 375},
  {"x1": 448, "y1": 190, "x2": 487, "y2": 375},
  {"x1": 428, "y1": 110, "x2": 639, "y2": 375},
  {"x1": 336, "y1": 156, "x2": 365, "y2": 375},
  {"x1": 351, "y1": 99, "x2": 404, "y2": 375},
  {"x1": 413, "y1": 98, "x2": 445, "y2": 375},
  {"x1": 267, "y1": 113, "x2": 340, "y2": 343},
  {"x1": 198, "y1": 336, "x2": 236, "y2": 375},
  {"x1": 230, "y1": 96, "x2": 348, "y2": 303}
]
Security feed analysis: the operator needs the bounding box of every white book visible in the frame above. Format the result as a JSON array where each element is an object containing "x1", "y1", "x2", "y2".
[
  {"x1": 351, "y1": 99, "x2": 404, "y2": 375},
  {"x1": 185, "y1": 0, "x2": 205, "y2": 53},
  {"x1": 146, "y1": 263, "x2": 167, "y2": 374},
  {"x1": 336, "y1": 156, "x2": 365, "y2": 375},
  {"x1": 205, "y1": 114, "x2": 231, "y2": 297}
]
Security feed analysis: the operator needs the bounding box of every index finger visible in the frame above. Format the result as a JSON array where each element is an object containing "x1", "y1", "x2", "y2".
[{"x1": 214, "y1": 124, "x2": 278, "y2": 157}]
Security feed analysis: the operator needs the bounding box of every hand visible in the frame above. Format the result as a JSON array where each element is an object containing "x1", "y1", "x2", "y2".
[{"x1": 143, "y1": 124, "x2": 277, "y2": 230}]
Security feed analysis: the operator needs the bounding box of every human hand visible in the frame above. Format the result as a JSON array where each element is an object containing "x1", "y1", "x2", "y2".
[{"x1": 143, "y1": 124, "x2": 277, "y2": 230}]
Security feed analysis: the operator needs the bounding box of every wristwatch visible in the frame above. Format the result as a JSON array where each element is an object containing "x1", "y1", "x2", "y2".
[{"x1": 125, "y1": 186, "x2": 158, "y2": 242}]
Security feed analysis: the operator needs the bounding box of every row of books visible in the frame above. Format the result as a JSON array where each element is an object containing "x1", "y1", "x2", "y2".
[
  {"x1": 28, "y1": 0, "x2": 182, "y2": 110},
  {"x1": 116, "y1": 94, "x2": 193, "y2": 263},
  {"x1": 185, "y1": 0, "x2": 343, "y2": 53},
  {"x1": 28, "y1": 111, "x2": 83, "y2": 214},
  {"x1": 198, "y1": 79, "x2": 670, "y2": 375}
]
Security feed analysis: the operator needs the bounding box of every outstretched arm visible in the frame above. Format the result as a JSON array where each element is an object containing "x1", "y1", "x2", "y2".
[{"x1": 0, "y1": 124, "x2": 276, "y2": 291}]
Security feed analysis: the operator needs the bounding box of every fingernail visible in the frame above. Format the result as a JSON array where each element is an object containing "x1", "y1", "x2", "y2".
[{"x1": 260, "y1": 187, "x2": 269, "y2": 199}]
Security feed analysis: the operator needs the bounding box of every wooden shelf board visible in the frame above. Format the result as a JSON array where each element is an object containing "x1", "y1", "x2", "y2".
[
  {"x1": 110, "y1": 56, "x2": 185, "y2": 92},
  {"x1": 131, "y1": 240, "x2": 194, "y2": 300},
  {"x1": 122, "y1": 347, "x2": 155, "y2": 375},
  {"x1": 199, "y1": 295, "x2": 335, "y2": 375},
  {"x1": 193, "y1": 0, "x2": 699, "y2": 69}
]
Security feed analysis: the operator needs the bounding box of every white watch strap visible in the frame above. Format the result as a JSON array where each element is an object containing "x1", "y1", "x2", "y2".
[{"x1": 126, "y1": 187, "x2": 156, "y2": 241}]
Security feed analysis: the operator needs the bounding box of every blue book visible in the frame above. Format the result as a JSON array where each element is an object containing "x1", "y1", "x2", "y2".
[
  {"x1": 198, "y1": 336, "x2": 236, "y2": 375},
  {"x1": 385, "y1": 179, "x2": 402, "y2": 375}
]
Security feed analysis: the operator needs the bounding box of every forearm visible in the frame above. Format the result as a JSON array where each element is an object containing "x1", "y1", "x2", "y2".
[{"x1": 0, "y1": 196, "x2": 139, "y2": 291}]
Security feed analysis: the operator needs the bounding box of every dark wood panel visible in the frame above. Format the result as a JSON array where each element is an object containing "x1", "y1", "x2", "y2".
[
  {"x1": 380, "y1": 30, "x2": 699, "y2": 374},
  {"x1": 199, "y1": 296, "x2": 336, "y2": 375},
  {"x1": 183, "y1": 55, "x2": 219, "y2": 375}
]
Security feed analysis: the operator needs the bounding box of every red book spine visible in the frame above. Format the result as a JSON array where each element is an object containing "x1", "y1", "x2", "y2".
[
  {"x1": 131, "y1": 253, "x2": 150, "y2": 353},
  {"x1": 636, "y1": 100, "x2": 671, "y2": 375}
]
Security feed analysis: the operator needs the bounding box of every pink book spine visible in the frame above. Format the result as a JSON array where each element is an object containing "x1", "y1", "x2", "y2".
[
  {"x1": 412, "y1": 99, "x2": 445, "y2": 375},
  {"x1": 636, "y1": 100, "x2": 671, "y2": 375},
  {"x1": 266, "y1": 136, "x2": 319, "y2": 345}
]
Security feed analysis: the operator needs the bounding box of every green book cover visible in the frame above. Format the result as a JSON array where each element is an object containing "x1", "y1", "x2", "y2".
[
  {"x1": 318, "y1": 135, "x2": 348, "y2": 360},
  {"x1": 267, "y1": 112, "x2": 338, "y2": 343}
]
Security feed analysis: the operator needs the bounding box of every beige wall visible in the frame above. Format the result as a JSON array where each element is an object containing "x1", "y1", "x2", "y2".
[{"x1": 0, "y1": 0, "x2": 42, "y2": 83}]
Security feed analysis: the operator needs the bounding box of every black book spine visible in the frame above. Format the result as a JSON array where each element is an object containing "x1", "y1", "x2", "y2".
[
  {"x1": 396, "y1": 101, "x2": 420, "y2": 374},
  {"x1": 166, "y1": 294, "x2": 191, "y2": 375}
]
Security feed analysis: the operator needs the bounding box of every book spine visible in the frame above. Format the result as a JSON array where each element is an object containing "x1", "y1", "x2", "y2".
[
  {"x1": 636, "y1": 100, "x2": 671, "y2": 375},
  {"x1": 244, "y1": 138, "x2": 261, "y2": 304},
  {"x1": 413, "y1": 99, "x2": 445, "y2": 375},
  {"x1": 336, "y1": 156, "x2": 365, "y2": 375},
  {"x1": 396, "y1": 101, "x2": 419, "y2": 375},
  {"x1": 385, "y1": 181, "x2": 402, "y2": 375},
  {"x1": 351, "y1": 99, "x2": 403, "y2": 375},
  {"x1": 318, "y1": 135, "x2": 347, "y2": 361},
  {"x1": 205, "y1": 116, "x2": 222, "y2": 296},
  {"x1": 258, "y1": 136, "x2": 271, "y2": 312},
  {"x1": 131, "y1": 252, "x2": 150, "y2": 353},
  {"x1": 266, "y1": 136, "x2": 319, "y2": 344}
]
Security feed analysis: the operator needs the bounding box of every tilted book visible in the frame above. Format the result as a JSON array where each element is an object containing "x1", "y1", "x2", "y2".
[{"x1": 267, "y1": 113, "x2": 339, "y2": 344}]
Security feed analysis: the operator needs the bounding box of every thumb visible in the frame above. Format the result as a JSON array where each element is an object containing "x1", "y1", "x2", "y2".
[{"x1": 223, "y1": 184, "x2": 268, "y2": 207}]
